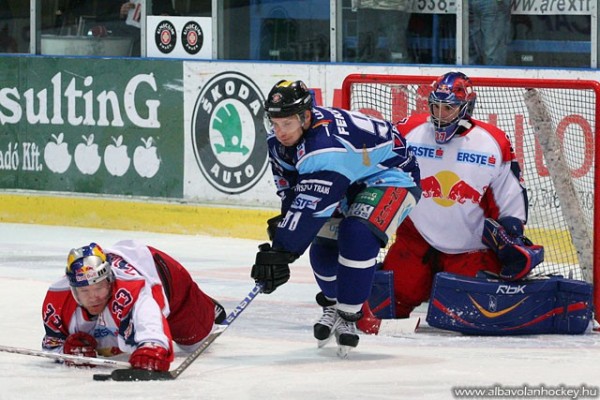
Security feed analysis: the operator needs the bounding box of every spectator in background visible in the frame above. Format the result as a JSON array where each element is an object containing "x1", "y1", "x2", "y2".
[
  {"x1": 119, "y1": 0, "x2": 178, "y2": 56},
  {"x1": 352, "y1": 0, "x2": 413, "y2": 63},
  {"x1": 120, "y1": 0, "x2": 176, "y2": 19},
  {"x1": 0, "y1": 24, "x2": 18, "y2": 54},
  {"x1": 58, "y1": 0, "x2": 176, "y2": 56},
  {"x1": 468, "y1": 0, "x2": 512, "y2": 65}
]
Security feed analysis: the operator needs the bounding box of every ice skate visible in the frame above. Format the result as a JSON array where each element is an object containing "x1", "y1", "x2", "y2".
[
  {"x1": 335, "y1": 310, "x2": 361, "y2": 358},
  {"x1": 313, "y1": 292, "x2": 340, "y2": 348}
]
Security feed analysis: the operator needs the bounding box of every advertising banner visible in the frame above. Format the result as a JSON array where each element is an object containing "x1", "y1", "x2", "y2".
[
  {"x1": 389, "y1": 0, "x2": 594, "y2": 14},
  {"x1": 147, "y1": 16, "x2": 212, "y2": 59},
  {"x1": 0, "y1": 57, "x2": 184, "y2": 197}
]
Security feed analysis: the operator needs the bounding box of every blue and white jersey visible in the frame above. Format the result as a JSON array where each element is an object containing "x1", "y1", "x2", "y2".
[{"x1": 268, "y1": 106, "x2": 420, "y2": 255}]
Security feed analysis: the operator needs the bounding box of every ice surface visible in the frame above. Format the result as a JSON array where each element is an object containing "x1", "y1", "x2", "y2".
[{"x1": 0, "y1": 222, "x2": 598, "y2": 400}]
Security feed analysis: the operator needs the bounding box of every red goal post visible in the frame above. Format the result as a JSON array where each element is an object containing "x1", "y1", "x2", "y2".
[{"x1": 341, "y1": 74, "x2": 600, "y2": 325}]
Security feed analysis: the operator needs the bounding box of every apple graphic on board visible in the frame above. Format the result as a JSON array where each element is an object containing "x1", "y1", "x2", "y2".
[
  {"x1": 74, "y1": 134, "x2": 102, "y2": 175},
  {"x1": 104, "y1": 135, "x2": 131, "y2": 177},
  {"x1": 43, "y1": 132, "x2": 72, "y2": 173},
  {"x1": 133, "y1": 137, "x2": 161, "y2": 178}
]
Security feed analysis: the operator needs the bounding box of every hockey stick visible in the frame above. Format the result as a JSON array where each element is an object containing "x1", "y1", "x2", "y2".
[
  {"x1": 0, "y1": 344, "x2": 131, "y2": 368},
  {"x1": 378, "y1": 317, "x2": 421, "y2": 336},
  {"x1": 93, "y1": 283, "x2": 263, "y2": 381}
]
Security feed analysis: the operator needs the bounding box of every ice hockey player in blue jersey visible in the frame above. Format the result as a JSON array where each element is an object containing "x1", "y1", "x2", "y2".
[{"x1": 250, "y1": 79, "x2": 421, "y2": 356}]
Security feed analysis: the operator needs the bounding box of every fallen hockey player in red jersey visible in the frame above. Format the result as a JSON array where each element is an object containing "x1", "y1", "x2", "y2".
[{"x1": 42, "y1": 240, "x2": 226, "y2": 371}]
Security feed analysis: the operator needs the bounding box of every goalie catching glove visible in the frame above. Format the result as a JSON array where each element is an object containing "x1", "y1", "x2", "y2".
[
  {"x1": 482, "y1": 217, "x2": 544, "y2": 281},
  {"x1": 251, "y1": 243, "x2": 298, "y2": 294}
]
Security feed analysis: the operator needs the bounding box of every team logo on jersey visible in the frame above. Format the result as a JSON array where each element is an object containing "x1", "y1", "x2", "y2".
[
  {"x1": 154, "y1": 20, "x2": 176, "y2": 54},
  {"x1": 297, "y1": 143, "x2": 306, "y2": 159},
  {"x1": 191, "y1": 72, "x2": 269, "y2": 194},
  {"x1": 181, "y1": 21, "x2": 203, "y2": 55},
  {"x1": 274, "y1": 175, "x2": 290, "y2": 191},
  {"x1": 421, "y1": 171, "x2": 483, "y2": 206}
]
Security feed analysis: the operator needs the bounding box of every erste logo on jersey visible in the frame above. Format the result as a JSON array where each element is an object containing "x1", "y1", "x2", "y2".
[
  {"x1": 191, "y1": 72, "x2": 269, "y2": 194},
  {"x1": 456, "y1": 150, "x2": 496, "y2": 167},
  {"x1": 409, "y1": 144, "x2": 444, "y2": 160},
  {"x1": 291, "y1": 194, "x2": 321, "y2": 210},
  {"x1": 154, "y1": 20, "x2": 176, "y2": 53},
  {"x1": 181, "y1": 21, "x2": 203, "y2": 55}
]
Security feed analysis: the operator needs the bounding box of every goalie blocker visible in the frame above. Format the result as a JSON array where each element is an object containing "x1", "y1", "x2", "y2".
[{"x1": 427, "y1": 272, "x2": 593, "y2": 335}]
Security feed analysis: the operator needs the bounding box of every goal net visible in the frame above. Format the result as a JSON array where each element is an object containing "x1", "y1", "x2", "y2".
[{"x1": 341, "y1": 74, "x2": 599, "y2": 323}]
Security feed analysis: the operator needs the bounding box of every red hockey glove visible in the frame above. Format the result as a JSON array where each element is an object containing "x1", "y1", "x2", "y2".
[
  {"x1": 129, "y1": 343, "x2": 170, "y2": 372},
  {"x1": 63, "y1": 332, "x2": 97, "y2": 358},
  {"x1": 63, "y1": 332, "x2": 97, "y2": 367}
]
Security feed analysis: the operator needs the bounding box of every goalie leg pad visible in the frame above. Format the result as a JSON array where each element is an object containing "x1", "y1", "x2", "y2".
[
  {"x1": 366, "y1": 269, "x2": 396, "y2": 319},
  {"x1": 426, "y1": 272, "x2": 593, "y2": 335}
]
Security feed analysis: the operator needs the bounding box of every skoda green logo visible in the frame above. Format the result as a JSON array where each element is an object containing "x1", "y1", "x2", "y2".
[{"x1": 191, "y1": 72, "x2": 269, "y2": 194}]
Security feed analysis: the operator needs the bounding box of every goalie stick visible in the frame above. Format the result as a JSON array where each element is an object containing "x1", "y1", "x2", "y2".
[
  {"x1": 377, "y1": 317, "x2": 421, "y2": 336},
  {"x1": 93, "y1": 283, "x2": 263, "y2": 382},
  {"x1": 0, "y1": 344, "x2": 131, "y2": 368}
]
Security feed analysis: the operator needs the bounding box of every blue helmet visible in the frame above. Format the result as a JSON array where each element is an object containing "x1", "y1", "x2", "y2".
[
  {"x1": 66, "y1": 243, "x2": 113, "y2": 288},
  {"x1": 428, "y1": 72, "x2": 477, "y2": 144}
]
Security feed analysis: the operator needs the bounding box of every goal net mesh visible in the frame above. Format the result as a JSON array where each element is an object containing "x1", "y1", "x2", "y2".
[{"x1": 342, "y1": 75, "x2": 599, "y2": 286}]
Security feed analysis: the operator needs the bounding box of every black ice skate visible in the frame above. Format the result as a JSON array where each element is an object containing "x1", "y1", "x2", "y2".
[
  {"x1": 335, "y1": 310, "x2": 362, "y2": 358},
  {"x1": 313, "y1": 292, "x2": 340, "y2": 348}
]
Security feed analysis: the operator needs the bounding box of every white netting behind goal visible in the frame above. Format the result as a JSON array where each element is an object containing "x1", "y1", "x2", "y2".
[{"x1": 342, "y1": 75, "x2": 599, "y2": 285}]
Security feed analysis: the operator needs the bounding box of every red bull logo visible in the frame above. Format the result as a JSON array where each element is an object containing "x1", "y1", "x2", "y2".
[
  {"x1": 75, "y1": 264, "x2": 99, "y2": 282},
  {"x1": 421, "y1": 171, "x2": 482, "y2": 207},
  {"x1": 436, "y1": 83, "x2": 451, "y2": 95}
]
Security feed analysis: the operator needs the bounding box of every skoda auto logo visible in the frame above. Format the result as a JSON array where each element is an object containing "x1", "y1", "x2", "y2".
[{"x1": 191, "y1": 72, "x2": 269, "y2": 194}]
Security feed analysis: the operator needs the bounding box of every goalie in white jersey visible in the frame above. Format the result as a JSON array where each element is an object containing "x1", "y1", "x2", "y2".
[
  {"x1": 42, "y1": 241, "x2": 226, "y2": 371},
  {"x1": 358, "y1": 71, "x2": 543, "y2": 334}
]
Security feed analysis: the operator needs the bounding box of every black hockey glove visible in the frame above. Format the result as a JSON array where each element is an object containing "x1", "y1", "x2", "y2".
[
  {"x1": 251, "y1": 243, "x2": 298, "y2": 294},
  {"x1": 266, "y1": 214, "x2": 283, "y2": 241}
]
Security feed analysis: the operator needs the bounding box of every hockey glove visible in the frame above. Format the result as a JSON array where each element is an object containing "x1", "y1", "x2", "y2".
[
  {"x1": 266, "y1": 214, "x2": 284, "y2": 241},
  {"x1": 251, "y1": 243, "x2": 298, "y2": 294},
  {"x1": 63, "y1": 332, "x2": 97, "y2": 367},
  {"x1": 129, "y1": 343, "x2": 170, "y2": 372},
  {"x1": 482, "y1": 217, "x2": 544, "y2": 281}
]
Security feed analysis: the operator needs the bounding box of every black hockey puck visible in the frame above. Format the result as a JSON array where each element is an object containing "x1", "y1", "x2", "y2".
[{"x1": 93, "y1": 373, "x2": 112, "y2": 381}]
